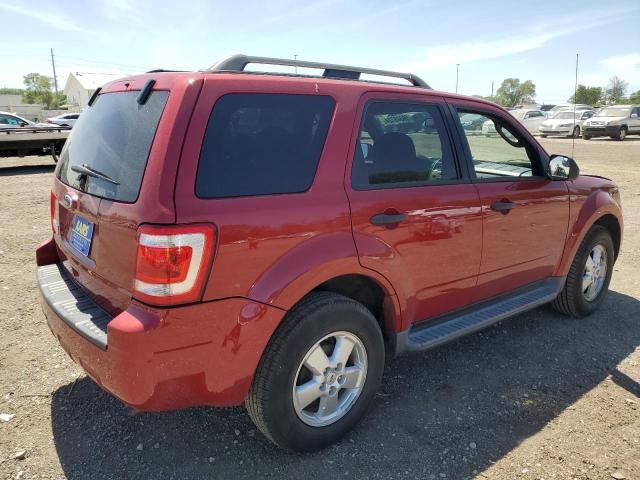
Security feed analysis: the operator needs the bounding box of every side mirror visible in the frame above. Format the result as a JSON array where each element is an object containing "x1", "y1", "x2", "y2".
[
  {"x1": 631, "y1": 113, "x2": 638, "y2": 118},
  {"x1": 548, "y1": 154, "x2": 579, "y2": 181},
  {"x1": 19, "y1": 121, "x2": 28, "y2": 127}
]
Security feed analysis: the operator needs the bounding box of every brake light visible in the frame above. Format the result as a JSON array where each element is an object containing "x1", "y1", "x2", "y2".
[
  {"x1": 133, "y1": 224, "x2": 216, "y2": 306},
  {"x1": 50, "y1": 191, "x2": 58, "y2": 234}
]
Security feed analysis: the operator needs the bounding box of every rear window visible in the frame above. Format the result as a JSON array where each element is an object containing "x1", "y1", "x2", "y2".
[
  {"x1": 57, "y1": 90, "x2": 168, "y2": 202},
  {"x1": 196, "y1": 93, "x2": 335, "y2": 198}
]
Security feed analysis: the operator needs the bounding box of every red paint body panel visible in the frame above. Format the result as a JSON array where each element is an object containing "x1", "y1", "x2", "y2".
[
  {"x1": 555, "y1": 175, "x2": 623, "y2": 276},
  {"x1": 36, "y1": 70, "x2": 623, "y2": 411},
  {"x1": 472, "y1": 180, "x2": 570, "y2": 301},
  {"x1": 39, "y1": 239, "x2": 285, "y2": 409}
]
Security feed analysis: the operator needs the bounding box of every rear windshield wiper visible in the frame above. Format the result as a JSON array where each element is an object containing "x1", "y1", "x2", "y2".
[{"x1": 71, "y1": 163, "x2": 120, "y2": 185}]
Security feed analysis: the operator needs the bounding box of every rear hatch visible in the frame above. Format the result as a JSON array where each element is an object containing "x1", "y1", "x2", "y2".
[{"x1": 51, "y1": 74, "x2": 202, "y2": 314}]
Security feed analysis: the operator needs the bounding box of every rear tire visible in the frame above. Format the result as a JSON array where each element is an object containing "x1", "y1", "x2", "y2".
[
  {"x1": 552, "y1": 226, "x2": 614, "y2": 317},
  {"x1": 540, "y1": 134, "x2": 548, "y2": 138},
  {"x1": 246, "y1": 292, "x2": 385, "y2": 451}
]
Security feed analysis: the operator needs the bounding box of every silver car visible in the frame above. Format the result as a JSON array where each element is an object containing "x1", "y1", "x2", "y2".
[
  {"x1": 0, "y1": 111, "x2": 50, "y2": 129},
  {"x1": 482, "y1": 109, "x2": 547, "y2": 136},
  {"x1": 582, "y1": 105, "x2": 640, "y2": 141},
  {"x1": 539, "y1": 110, "x2": 595, "y2": 138}
]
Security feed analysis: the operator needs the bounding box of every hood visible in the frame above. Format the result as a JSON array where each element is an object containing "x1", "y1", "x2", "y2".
[
  {"x1": 585, "y1": 115, "x2": 625, "y2": 124},
  {"x1": 541, "y1": 118, "x2": 577, "y2": 126}
]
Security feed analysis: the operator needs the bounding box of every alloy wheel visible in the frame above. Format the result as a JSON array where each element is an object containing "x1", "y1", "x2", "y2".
[
  {"x1": 582, "y1": 244, "x2": 608, "y2": 301},
  {"x1": 292, "y1": 331, "x2": 367, "y2": 427}
]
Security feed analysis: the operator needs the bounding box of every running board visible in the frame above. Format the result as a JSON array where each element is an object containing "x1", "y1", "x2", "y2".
[{"x1": 395, "y1": 278, "x2": 565, "y2": 354}]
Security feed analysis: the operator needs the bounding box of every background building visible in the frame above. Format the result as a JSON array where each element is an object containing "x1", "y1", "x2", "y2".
[{"x1": 63, "y1": 72, "x2": 127, "y2": 108}]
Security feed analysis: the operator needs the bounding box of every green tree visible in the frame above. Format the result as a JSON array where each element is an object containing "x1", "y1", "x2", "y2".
[
  {"x1": 629, "y1": 89, "x2": 640, "y2": 103},
  {"x1": 21, "y1": 73, "x2": 66, "y2": 109},
  {"x1": 568, "y1": 85, "x2": 602, "y2": 105},
  {"x1": 495, "y1": 78, "x2": 536, "y2": 107},
  {"x1": 605, "y1": 76, "x2": 628, "y2": 104},
  {"x1": 0, "y1": 87, "x2": 25, "y2": 95}
]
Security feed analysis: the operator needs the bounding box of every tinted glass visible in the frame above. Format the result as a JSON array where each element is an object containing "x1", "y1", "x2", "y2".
[
  {"x1": 57, "y1": 91, "x2": 168, "y2": 202},
  {"x1": 352, "y1": 102, "x2": 457, "y2": 189},
  {"x1": 196, "y1": 94, "x2": 335, "y2": 198},
  {"x1": 457, "y1": 110, "x2": 536, "y2": 178}
]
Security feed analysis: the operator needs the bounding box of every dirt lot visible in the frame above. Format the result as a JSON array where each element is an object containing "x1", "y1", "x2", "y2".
[{"x1": 0, "y1": 138, "x2": 638, "y2": 480}]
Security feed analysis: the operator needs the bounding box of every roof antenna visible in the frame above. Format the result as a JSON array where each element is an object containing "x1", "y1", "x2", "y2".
[{"x1": 572, "y1": 53, "x2": 579, "y2": 160}]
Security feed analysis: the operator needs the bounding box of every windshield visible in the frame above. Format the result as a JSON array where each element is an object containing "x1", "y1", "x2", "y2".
[
  {"x1": 56, "y1": 90, "x2": 168, "y2": 202},
  {"x1": 510, "y1": 110, "x2": 526, "y2": 120},
  {"x1": 597, "y1": 107, "x2": 630, "y2": 117}
]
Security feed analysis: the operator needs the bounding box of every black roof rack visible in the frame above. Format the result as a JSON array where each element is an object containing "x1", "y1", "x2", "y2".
[{"x1": 207, "y1": 54, "x2": 431, "y2": 89}]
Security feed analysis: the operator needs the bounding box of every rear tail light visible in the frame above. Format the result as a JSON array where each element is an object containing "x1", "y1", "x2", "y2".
[
  {"x1": 133, "y1": 224, "x2": 216, "y2": 306},
  {"x1": 50, "y1": 191, "x2": 58, "y2": 234}
]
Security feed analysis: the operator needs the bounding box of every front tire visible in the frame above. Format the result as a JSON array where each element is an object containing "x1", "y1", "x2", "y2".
[
  {"x1": 246, "y1": 292, "x2": 385, "y2": 451},
  {"x1": 552, "y1": 226, "x2": 614, "y2": 317},
  {"x1": 571, "y1": 126, "x2": 580, "y2": 138},
  {"x1": 582, "y1": 133, "x2": 591, "y2": 140},
  {"x1": 616, "y1": 126, "x2": 627, "y2": 141}
]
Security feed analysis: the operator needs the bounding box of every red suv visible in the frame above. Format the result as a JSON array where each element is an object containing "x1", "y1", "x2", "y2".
[{"x1": 36, "y1": 55, "x2": 623, "y2": 451}]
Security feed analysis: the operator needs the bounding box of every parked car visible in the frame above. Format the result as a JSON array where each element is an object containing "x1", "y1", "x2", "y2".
[
  {"x1": 540, "y1": 104, "x2": 556, "y2": 112},
  {"x1": 46, "y1": 113, "x2": 80, "y2": 127},
  {"x1": 539, "y1": 110, "x2": 595, "y2": 138},
  {"x1": 582, "y1": 105, "x2": 640, "y2": 141},
  {"x1": 547, "y1": 103, "x2": 592, "y2": 118},
  {"x1": 0, "y1": 111, "x2": 50, "y2": 129},
  {"x1": 483, "y1": 108, "x2": 547, "y2": 135},
  {"x1": 36, "y1": 54, "x2": 623, "y2": 452},
  {"x1": 459, "y1": 113, "x2": 486, "y2": 131}
]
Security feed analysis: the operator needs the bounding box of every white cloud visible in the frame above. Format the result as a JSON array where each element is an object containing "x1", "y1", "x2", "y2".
[
  {"x1": 579, "y1": 53, "x2": 640, "y2": 89},
  {"x1": 399, "y1": 7, "x2": 640, "y2": 72},
  {"x1": 601, "y1": 53, "x2": 640, "y2": 77},
  {"x1": 0, "y1": 3, "x2": 83, "y2": 32},
  {"x1": 400, "y1": 32, "x2": 558, "y2": 70}
]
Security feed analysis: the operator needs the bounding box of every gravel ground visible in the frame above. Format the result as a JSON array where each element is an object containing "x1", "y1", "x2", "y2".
[{"x1": 0, "y1": 137, "x2": 639, "y2": 480}]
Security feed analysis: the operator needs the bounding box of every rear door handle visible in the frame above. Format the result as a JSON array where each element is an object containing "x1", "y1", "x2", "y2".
[
  {"x1": 490, "y1": 200, "x2": 515, "y2": 212},
  {"x1": 370, "y1": 213, "x2": 407, "y2": 226}
]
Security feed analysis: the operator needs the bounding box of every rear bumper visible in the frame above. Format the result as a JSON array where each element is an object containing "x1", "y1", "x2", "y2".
[{"x1": 36, "y1": 238, "x2": 286, "y2": 410}]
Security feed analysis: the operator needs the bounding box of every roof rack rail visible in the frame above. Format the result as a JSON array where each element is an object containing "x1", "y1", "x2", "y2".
[{"x1": 207, "y1": 54, "x2": 431, "y2": 89}]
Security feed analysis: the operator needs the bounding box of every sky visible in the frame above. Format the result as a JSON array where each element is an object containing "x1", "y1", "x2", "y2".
[{"x1": 1, "y1": 0, "x2": 639, "y2": 103}]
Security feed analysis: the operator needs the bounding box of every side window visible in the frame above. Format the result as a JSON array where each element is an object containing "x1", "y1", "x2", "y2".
[
  {"x1": 196, "y1": 94, "x2": 335, "y2": 198},
  {"x1": 352, "y1": 102, "x2": 458, "y2": 189},
  {"x1": 1, "y1": 116, "x2": 21, "y2": 126},
  {"x1": 456, "y1": 110, "x2": 537, "y2": 179}
]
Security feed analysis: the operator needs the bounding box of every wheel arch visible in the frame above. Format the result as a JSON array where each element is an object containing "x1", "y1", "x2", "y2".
[
  {"x1": 594, "y1": 214, "x2": 621, "y2": 260},
  {"x1": 245, "y1": 232, "x2": 404, "y2": 335},
  {"x1": 555, "y1": 189, "x2": 623, "y2": 277}
]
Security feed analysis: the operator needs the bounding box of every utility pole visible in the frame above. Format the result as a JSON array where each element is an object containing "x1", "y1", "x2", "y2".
[
  {"x1": 491, "y1": 80, "x2": 494, "y2": 98},
  {"x1": 50, "y1": 48, "x2": 59, "y2": 94},
  {"x1": 455, "y1": 64, "x2": 460, "y2": 94},
  {"x1": 294, "y1": 54, "x2": 298, "y2": 74}
]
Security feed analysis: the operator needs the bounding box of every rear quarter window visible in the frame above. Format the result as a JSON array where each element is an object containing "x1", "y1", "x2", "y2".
[{"x1": 196, "y1": 93, "x2": 335, "y2": 198}]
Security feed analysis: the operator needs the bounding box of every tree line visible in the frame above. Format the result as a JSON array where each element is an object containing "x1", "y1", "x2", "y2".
[
  {"x1": 484, "y1": 76, "x2": 639, "y2": 107},
  {"x1": 0, "y1": 73, "x2": 67, "y2": 109}
]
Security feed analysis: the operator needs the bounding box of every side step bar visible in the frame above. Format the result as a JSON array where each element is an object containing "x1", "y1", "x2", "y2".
[{"x1": 395, "y1": 278, "x2": 565, "y2": 354}]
